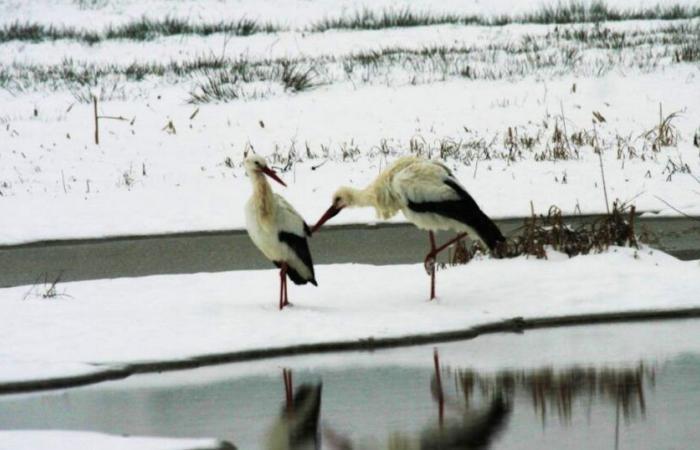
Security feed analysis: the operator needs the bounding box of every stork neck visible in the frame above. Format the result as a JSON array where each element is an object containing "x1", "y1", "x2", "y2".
[
  {"x1": 251, "y1": 172, "x2": 274, "y2": 222},
  {"x1": 349, "y1": 187, "x2": 376, "y2": 208}
]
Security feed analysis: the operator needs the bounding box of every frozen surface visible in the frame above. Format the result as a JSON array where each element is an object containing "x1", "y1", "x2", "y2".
[{"x1": 0, "y1": 246, "x2": 698, "y2": 386}]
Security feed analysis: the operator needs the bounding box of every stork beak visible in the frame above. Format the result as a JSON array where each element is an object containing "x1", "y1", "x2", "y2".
[
  {"x1": 311, "y1": 204, "x2": 343, "y2": 233},
  {"x1": 261, "y1": 167, "x2": 287, "y2": 187}
]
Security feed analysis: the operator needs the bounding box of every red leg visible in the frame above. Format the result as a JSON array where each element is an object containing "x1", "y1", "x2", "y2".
[
  {"x1": 279, "y1": 264, "x2": 288, "y2": 310},
  {"x1": 434, "y1": 232, "x2": 468, "y2": 255},
  {"x1": 425, "y1": 232, "x2": 469, "y2": 301},
  {"x1": 426, "y1": 232, "x2": 437, "y2": 300},
  {"x1": 282, "y1": 263, "x2": 289, "y2": 307}
]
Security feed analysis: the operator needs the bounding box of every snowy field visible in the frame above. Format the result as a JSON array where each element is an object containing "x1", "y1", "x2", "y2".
[{"x1": 1, "y1": 0, "x2": 699, "y2": 244}]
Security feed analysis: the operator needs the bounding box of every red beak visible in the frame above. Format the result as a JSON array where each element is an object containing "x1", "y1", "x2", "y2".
[
  {"x1": 311, "y1": 204, "x2": 343, "y2": 233},
  {"x1": 261, "y1": 167, "x2": 287, "y2": 187}
]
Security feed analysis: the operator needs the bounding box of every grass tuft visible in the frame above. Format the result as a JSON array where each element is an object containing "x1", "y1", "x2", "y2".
[
  {"x1": 188, "y1": 71, "x2": 242, "y2": 104},
  {"x1": 280, "y1": 62, "x2": 316, "y2": 92}
]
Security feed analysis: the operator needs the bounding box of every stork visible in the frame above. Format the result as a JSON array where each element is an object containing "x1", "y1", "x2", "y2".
[
  {"x1": 244, "y1": 155, "x2": 317, "y2": 310},
  {"x1": 266, "y1": 369, "x2": 322, "y2": 450},
  {"x1": 311, "y1": 156, "x2": 504, "y2": 300}
]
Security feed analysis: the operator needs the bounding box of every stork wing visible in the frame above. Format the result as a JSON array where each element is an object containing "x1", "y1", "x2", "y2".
[
  {"x1": 391, "y1": 160, "x2": 463, "y2": 205},
  {"x1": 274, "y1": 194, "x2": 317, "y2": 285},
  {"x1": 393, "y1": 160, "x2": 505, "y2": 250},
  {"x1": 274, "y1": 194, "x2": 311, "y2": 237}
]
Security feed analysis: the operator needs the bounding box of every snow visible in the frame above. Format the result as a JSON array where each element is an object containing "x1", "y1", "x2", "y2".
[
  {"x1": 0, "y1": 246, "x2": 698, "y2": 387},
  {"x1": 0, "y1": 430, "x2": 228, "y2": 450},
  {"x1": 98, "y1": 318, "x2": 700, "y2": 392},
  {"x1": 1, "y1": 0, "x2": 699, "y2": 245},
  {"x1": 0, "y1": 360, "x2": 104, "y2": 384}
]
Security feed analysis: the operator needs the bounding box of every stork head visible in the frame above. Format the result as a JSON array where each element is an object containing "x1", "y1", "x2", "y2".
[
  {"x1": 244, "y1": 155, "x2": 286, "y2": 187},
  {"x1": 311, "y1": 186, "x2": 356, "y2": 233}
]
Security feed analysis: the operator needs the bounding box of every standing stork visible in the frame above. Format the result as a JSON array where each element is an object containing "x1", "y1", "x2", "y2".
[
  {"x1": 311, "y1": 156, "x2": 504, "y2": 300},
  {"x1": 244, "y1": 155, "x2": 317, "y2": 310}
]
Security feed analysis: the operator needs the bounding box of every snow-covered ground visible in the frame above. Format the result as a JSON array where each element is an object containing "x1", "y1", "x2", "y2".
[
  {"x1": 0, "y1": 430, "x2": 231, "y2": 450},
  {"x1": 1, "y1": 1, "x2": 699, "y2": 245},
  {"x1": 1, "y1": 69, "x2": 699, "y2": 244},
  {"x1": 2, "y1": 6, "x2": 700, "y2": 447},
  {"x1": 1, "y1": 246, "x2": 698, "y2": 388}
]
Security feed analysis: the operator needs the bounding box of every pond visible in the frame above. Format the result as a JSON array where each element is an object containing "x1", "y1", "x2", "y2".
[{"x1": 2, "y1": 319, "x2": 699, "y2": 449}]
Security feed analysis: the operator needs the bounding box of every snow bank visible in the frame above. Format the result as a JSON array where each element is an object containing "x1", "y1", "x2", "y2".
[
  {"x1": 0, "y1": 246, "x2": 698, "y2": 387},
  {"x1": 0, "y1": 430, "x2": 231, "y2": 450}
]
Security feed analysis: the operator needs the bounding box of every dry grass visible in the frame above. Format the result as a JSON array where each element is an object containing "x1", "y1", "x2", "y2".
[
  {"x1": 449, "y1": 202, "x2": 640, "y2": 265},
  {"x1": 642, "y1": 107, "x2": 681, "y2": 152}
]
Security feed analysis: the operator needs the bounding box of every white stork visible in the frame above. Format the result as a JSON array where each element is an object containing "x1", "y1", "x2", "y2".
[
  {"x1": 311, "y1": 156, "x2": 504, "y2": 300},
  {"x1": 244, "y1": 155, "x2": 317, "y2": 310}
]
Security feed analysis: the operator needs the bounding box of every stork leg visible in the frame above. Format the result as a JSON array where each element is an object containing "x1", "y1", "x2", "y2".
[
  {"x1": 427, "y1": 232, "x2": 437, "y2": 300},
  {"x1": 424, "y1": 232, "x2": 469, "y2": 300},
  {"x1": 279, "y1": 263, "x2": 289, "y2": 310},
  {"x1": 282, "y1": 263, "x2": 290, "y2": 308}
]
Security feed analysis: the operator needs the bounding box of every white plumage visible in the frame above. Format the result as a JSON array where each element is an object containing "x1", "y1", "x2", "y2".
[
  {"x1": 244, "y1": 155, "x2": 316, "y2": 310},
  {"x1": 312, "y1": 156, "x2": 504, "y2": 300}
]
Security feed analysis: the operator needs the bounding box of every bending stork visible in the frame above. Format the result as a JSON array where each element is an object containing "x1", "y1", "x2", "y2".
[
  {"x1": 312, "y1": 156, "x2": 504, "y2": 300},
  {"x1": 244, "y1": 155, "x2": 317, "y2": 310}
]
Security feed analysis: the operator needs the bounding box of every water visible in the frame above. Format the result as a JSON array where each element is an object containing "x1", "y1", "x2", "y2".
[{"x1": 2, "y1": 320, "x2": 700, "y2": 449}]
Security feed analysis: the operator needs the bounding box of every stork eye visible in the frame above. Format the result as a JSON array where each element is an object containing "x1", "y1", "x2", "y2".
[{"x1": 333, "y1": 196, "x2": 340, "y2": 203}]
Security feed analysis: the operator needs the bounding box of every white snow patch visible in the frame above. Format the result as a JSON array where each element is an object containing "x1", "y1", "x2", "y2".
[{"x1": 0, "y1": 430, "x2": 226, "y2": 450}]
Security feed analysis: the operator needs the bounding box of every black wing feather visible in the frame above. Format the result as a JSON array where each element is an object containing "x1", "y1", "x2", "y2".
[
  {"x1": 407, "y1": 178, "x2": 505, "y2": 251},
  {"x1": 278, "y1": 231, "x2": 317, "y2": 285}
]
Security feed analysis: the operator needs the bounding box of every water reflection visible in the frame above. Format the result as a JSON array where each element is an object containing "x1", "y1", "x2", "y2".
[
  {"x1": 266, "y1": 352, "x2": 511, "y2": 450},
  {"x1": 454, "y1": 363, "x2": 654, "y2": 425},
  {"x1": 263, "y1": 351, "x2": 659, "y2": 449},
  {"x1": 3, "y1": 322, "x2": 699, "y2": 450}
]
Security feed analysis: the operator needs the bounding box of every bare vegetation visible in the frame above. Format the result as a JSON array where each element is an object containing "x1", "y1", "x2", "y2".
[
  {"x1": 22, "y1": 272, "x2": 72, "y2": 300},
  {"x1": 4, "y1": 2, "x2": 698, "y2": 43},
  {"x1": 642, "y1": 107, "x2": 681, "y2": 152},
  {"x1": 279, "y1": 62, "x2": 316, "y2": 92},
  {"x1": 0, "y1": 17, "x2": 275, "y2": 44},
  {"x1": 447, "y1": 202, "x2": 642, "y2": 264},
  {"x1": 3, "y1": 21, "x2": 697, "y2": 102}
]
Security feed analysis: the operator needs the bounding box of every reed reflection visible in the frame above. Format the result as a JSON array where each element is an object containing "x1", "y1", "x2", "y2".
[{"x1": 452, "y1": 363, "x2": 654, "y2": 425}]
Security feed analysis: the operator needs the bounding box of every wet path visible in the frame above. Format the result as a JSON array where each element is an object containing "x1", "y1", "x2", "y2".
[{"x1": 1, "y1": 215, "x2": 698, "y2": 288}]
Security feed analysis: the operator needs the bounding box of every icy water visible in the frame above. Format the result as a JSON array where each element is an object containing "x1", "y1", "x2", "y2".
[{"x1": 2, "y1": 320, "x2": 700, "y2": 449}]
